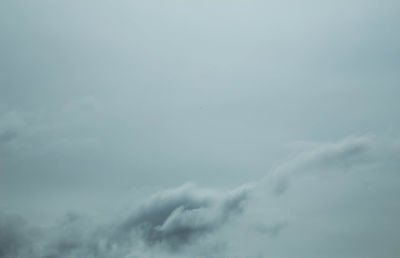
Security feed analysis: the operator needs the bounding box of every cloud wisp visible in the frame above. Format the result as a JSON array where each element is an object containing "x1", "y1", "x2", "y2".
[{"x1": 268, "y1": 135, "x2": 375, "y2": 195}]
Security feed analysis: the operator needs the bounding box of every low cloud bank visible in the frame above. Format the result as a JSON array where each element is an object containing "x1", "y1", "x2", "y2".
[
  {"x1": 0, "y1": 184, "x2": 253, "y2": 257},
  {"x1": 1, "y1": 135, "x2": 398, "y2": 257}
]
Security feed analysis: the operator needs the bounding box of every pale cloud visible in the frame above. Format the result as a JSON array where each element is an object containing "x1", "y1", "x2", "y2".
[{"x1": 268, "y1": 135, "x2": 376, "y2": 195}]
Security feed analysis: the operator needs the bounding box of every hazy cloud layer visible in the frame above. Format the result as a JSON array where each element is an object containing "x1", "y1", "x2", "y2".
[{"x1": 1, "y1": 0, "x2": 400, "y2": 256}]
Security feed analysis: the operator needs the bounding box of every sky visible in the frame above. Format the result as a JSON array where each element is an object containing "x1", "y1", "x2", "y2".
[{"x1": 0, "y1": 0, "x2": 400, "y2": 257}]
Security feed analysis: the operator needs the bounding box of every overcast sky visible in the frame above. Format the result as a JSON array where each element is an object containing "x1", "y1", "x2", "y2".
[{"x1": 1, "y1": 0, "x2": 400, "y2": 257}]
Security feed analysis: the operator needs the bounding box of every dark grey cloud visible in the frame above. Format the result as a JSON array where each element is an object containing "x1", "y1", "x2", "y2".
[
  {"x1": 0, "y1": 213, "x2": 105, "y2": 258},
  {"x1": 0, "y1": 214, "x2": 32, "y2": 258},
  {"x1": 114, "y1": 183, "x2": 253, "y2": 250}
]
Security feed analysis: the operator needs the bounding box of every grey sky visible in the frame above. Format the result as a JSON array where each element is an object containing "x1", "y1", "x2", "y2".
[{"x1": 1, "y1": 0, "x2": 400, "y2": 257}]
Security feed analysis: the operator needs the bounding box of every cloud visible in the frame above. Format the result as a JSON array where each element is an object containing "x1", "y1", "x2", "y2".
[
  {"x1": 0, "y1": 184, "x2": 253, "y2": 257},
  {"x1": 1, "y1": 135, "x2": 398, "y2": 257},
  {"x1": 0, "y1": 213, "x2": 101, "y2": 258},
  {"x1": 0, "y1": 214, "x2": 31, "y2": 258},
  {"x1": 268, "y1": 135, "x2": 375, "y2": 195},
  {"x1": 114, "y1": 183, "x2": 253, "y2": 250}
]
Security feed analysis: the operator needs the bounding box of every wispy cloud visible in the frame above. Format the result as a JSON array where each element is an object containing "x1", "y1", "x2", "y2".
[{"x1": 268, "y1": 135, "x2": 375, "y2": 195}]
